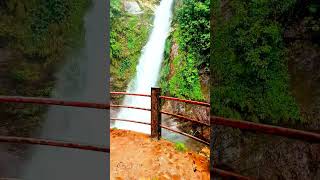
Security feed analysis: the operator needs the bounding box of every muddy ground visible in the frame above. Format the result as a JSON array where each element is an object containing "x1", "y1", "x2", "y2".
[{"x1": 110, "y1": 129, "x2": 210, "y2": 180}]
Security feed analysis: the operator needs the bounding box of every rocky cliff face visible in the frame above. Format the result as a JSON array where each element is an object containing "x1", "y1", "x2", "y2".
[{"x1": 211, "y1": 126, "x2": 320, "y2": 179}]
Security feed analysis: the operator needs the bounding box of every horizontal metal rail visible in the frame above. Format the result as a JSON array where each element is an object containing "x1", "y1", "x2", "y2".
[
  {"x1": 160, "y1": 125, "x2": 209, "y2": 146},
  {"x1": 0, "y1": 96, "x2": 109, "y2": 109},
  {"x1": 0, "y1": 136, "x2": 109, "y2": 152},
  {"x1": 111, "y1": 118, "x2": 209, "y2": 145},
  {"x1": 211, "y1": 116, "x2": 320, "y2": 143},
  {"x1": 211, "y1": 115, "x2": 320, "y2": 179},
  {"x1": 160, "y1": 96, "x2": 210, "y2": 107},
  {"x1": 111, "y1": 105, "x2": 151, "y2": 111},
  {"x1": 161, "y1": 111, "x2": 210, "y2": 126},
  {"x1": 111, "y1": 92, "x2": 151, "y2": 97},
  {"x1": 111, "y1": 118, "x2": 151, "y2": 125},
  {"x1": 110, "y1": 92, "x2": 210, "y2": 108},
  {"x1": 213, "y1": 168, "x2": 253, "y2": 180}
]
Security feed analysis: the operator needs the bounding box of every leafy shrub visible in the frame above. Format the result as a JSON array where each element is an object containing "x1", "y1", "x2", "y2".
[
  {"x1": 176, "y1": 0, "x2": 210, "y2": 67},
  {"x1": 159, "y1": 0, "x2": 209, "y2": 101},
  {"x1": 9, "y1": 63, "x2": 41, "y2": 83},
  {"x1": 175, "y1": 142, "x2": 187, "y2": 152},
  {"x1": 168, "y1": 51, "x2": 204, "y2": 100},
  {"x1": 211, "y1": 0, "x2": 300, "y2": 124}
]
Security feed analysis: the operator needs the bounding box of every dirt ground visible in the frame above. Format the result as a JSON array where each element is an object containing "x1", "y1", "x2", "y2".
[{"x1": 110, "y1": 129, "x2": 210, "y2": 180}]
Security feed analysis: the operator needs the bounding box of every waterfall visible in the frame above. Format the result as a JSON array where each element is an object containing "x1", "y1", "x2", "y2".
[
  {"x1": 114, "y1": 0, "x2": 174, "y2": 134},
  {"x1": 20, "y1": 0, "x2": 108, "y2": 179}
]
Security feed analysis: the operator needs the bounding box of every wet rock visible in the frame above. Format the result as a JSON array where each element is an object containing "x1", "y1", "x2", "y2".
[{"x1": 124, "y1": 1, "x2": 143, "y2": 15}]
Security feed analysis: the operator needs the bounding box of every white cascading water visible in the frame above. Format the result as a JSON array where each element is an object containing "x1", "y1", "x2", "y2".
[{"x1": 114, "y1": 0, "x2": 174, "y2": 134}]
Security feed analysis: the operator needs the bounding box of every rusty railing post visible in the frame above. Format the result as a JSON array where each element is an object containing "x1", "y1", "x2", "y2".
[{"x1": 151, "y1": 87, "x2": 161, "y2": 139}]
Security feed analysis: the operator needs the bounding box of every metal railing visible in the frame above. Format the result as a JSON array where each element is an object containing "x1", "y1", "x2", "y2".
[
  {"x1": 0, "y1": 87, "x2": 211, "y2": 154},
  {"x1": 2, "y1": 88, "x2": 319, "y2": 179},
  {"x1": 211, "y1": 116, "x2": 320, "y2": 142},
  {"x1": 110, "y1": 87, "x2": 210, "y2": 145},
  {"x1": 110, "y1": 88, "x2": 320, "y2": 179},
  {"x1": 210, "y1": 116, "x2": 320, "y2": 179},
  {"x1": 0, "y1": 96, "x2": 109, "y2": 152}
]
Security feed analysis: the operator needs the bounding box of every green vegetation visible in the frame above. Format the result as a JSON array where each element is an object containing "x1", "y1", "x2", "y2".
[
  {"x1": 174, "y1": 142, "x2": 187, "y2": 152},
  {"x1": 0, "y1": 0, "x2": 90, "y2": 136},
  {"x1": 159, "y1": 0, "x2": 210, "y2": 101},
  {"x1": 167, "y1": 48, "x2": 203, "y2": 100},
  {"x1": 175, "y1": 0, "x2": 210, "y2": 67},
  {"x1": 110, "y1": 0, "x2": 155, "y2": 95},
  {"x1": 0, "y1": 0, "x2": 90, "y2": 95},
  {"x1": 211, "y1": 0, "x2": 301, "y2": 124},
  {"x1": 0, "y1": 0, "x2": 89, "y2": 58}
]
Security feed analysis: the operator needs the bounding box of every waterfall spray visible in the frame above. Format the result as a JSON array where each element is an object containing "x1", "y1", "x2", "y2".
[{"x1": 115, "y1": 0, "x2": 174, "y2": 134}]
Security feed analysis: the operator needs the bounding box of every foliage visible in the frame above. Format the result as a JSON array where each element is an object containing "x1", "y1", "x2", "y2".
[
  {"x1": 211, "y1": 0, "x2": 300, "y2": 124},
  {"x1": 0, "y1": 0, "x2": 90, "y2": 89},
  {"x1": 175, "y1": 0, "x2": 210, "y2": 68},
  {"x1": 168, "y1": 50, "x2": 204, "y2": 100},
  {"x1": 174, "y1": 142, "x2": 187, "y2": 152},
  {"x1": 159, "y1": 0, "x2": 210, "y2": 101},
  {"x1": 110, "y1": 0, "x2": 121, "y2": 19},
  {"x1": 9, "y1": 62, "x2": 41, "y2": 83},
  {"x1": 0, "y1": 0, "x2": 90, "y2": 58}
]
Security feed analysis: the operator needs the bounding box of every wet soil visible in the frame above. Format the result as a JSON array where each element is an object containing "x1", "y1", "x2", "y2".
[{"x1": 110, "y1": 129, "x2": 210, "y2": 180}]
